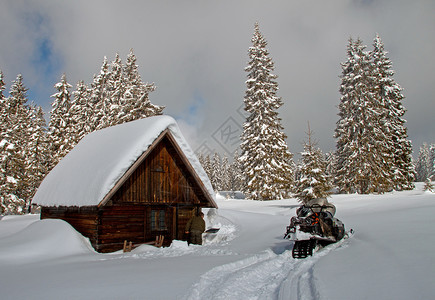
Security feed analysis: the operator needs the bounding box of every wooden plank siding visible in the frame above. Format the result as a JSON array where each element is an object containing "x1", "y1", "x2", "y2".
[
  {"x1": 110, "y1": 136, "x2": 203, "y2": 206},
  {"x1": 95, "y1": 205, "x2": 145, "y2": 252}
]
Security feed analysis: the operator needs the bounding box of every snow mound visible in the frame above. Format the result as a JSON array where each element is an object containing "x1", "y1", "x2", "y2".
[
  {"x1": 170, "y1": 240, "x2": 190, "y2": 250},
  {"x1": 0, "y1": 219, "x2": 95, "y2": 263},
  {"x1": 0, "y1": 214, "x2": 39, "y2": 239}
]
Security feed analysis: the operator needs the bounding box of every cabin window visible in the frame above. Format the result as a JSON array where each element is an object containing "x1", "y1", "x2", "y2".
[{"x1": 151, "y1": 210, "x2": 167, "y2": 231}]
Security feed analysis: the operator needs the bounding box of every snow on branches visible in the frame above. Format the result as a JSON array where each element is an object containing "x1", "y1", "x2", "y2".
[
  {"x1": 335, "y1": 35, "x2": 414, "y2": 194},
  {"x1": 239, "y1": 23, "x2": 294, "y2": 200},
  {"x1": 0, "y1": 49, "x2": 164, "y2": 214}
]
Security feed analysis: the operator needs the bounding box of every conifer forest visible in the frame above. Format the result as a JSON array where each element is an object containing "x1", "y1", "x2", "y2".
[{"x1": 1, "y1": 25, "x2": 433, "y2": 214}]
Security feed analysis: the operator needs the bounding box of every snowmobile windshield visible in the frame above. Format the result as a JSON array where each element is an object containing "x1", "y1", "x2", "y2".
[{"x1": 307, "y1": 203, "x2": 336, "y2": 216}]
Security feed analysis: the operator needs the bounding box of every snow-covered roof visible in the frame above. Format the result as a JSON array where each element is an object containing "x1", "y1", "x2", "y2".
[{"x1": 33, "y1": 115, "x2": 216, "y2": 207}]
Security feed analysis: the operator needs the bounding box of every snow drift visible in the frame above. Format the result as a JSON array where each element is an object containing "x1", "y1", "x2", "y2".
[{"x1": 0, "y1": 218, "x2": 95, "y2": 263}]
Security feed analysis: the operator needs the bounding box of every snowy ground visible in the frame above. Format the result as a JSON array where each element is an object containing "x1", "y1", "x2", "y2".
[{"x1": 1, "y1": 184, "x2": 434, "y2": 299}]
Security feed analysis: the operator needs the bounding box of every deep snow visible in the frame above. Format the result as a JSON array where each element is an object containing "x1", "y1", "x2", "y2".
[{"x1": 1, "y1": 184, "x2": 434, "y2": 299}]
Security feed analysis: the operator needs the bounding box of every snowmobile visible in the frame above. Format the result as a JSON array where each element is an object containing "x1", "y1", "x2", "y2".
[{"x1": 284, "y1": 198, "x2": 346, "y2": 258}]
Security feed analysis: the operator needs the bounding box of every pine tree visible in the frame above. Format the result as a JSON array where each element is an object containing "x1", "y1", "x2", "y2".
[
  {"x1": 423, "y1": 177, "x2": 434, "y2": 192},
  {"x1": 201, "y1": 154, "x2": 213, "y2": 187},
  {"x1": 430, "y1": 144, "x2": 435, "y2": 180},
  {"x1": 211, "y1": 152, "x2": 222, "y2": 191},
  {"x1": 26, "y1": 105, "x2": 50, "y2": 202},
  {"x1": 371, "y1": 34, "x2": 415, "y2": 190},
  {"x1": 415, "y1": 143, "x2": 432, "y2": 182},
  {"x1": 239, "y1": 23, "x2": 294, "y2": 200},
  {"x1": 64, "y1": 51, "x2": 164, "y2": 143},
  {"x1": 91, "y1": 57, "x2": 112, "y2": 131},
  {"x1": 69, "y1": 80, "x2": 92, "y2": 143},
  {"x1": 230, "y1": 151, "x2": 243, "y2": 192},
  {"x1": 294, "y1": 124, "x2": 333, "y2": 204},
  {"x1": 0, "y1": 139, "x2": 26, "y2": 214},
  {"x1": 107, "y1": 53, "x2": 125, "y2": 125},
  {"x1": 0, "y1": 70, "x2": 5, "y2": 101},
  {"x1": 335, "y1": 38, "x2": 394, "y2": 194},
  {"x1": 0, "y1": 70, "x2": 6, "y2": 129},
  {"x1": 220, "y1": 154, "x2": 230, "y2": 191},
  {"x1": 48, "y1": 73, "x2": 74, "y2": 167},
  {"x1": 325, "y1": 151, "x2": 338, "y2": 181},
  {"x1": 0, "y1": 74, "x2": 33, "y2": 212},
  {"x1": 119, "y1": 49, "x2": 163, "y2": 123}
]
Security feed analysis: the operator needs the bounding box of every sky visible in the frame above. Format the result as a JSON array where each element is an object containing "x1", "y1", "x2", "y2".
[{"x1": 0, "y1": 0, "x2": 434, "y2": 159}]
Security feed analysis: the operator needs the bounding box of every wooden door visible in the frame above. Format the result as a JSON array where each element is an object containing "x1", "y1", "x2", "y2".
[{"x1": 145, "y1": 206, "x2": 175, "y2": 245}]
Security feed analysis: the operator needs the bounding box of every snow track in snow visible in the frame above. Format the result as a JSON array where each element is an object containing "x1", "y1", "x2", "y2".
[
  {"x1": 279, "y1": 231, "x2": 354, "y2": 300},
  {"x1": 183, "y1": 249, "x2": 296, "y2": 300},
  {"x1": 185, "y1": 232, "x2": 354, "y2": 300}
]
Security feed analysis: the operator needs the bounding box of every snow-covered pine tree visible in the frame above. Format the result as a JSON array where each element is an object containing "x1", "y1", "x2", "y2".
[
  {"x1": 0, "y1": 74, "x2": 33, "y2": 212},
  {"x1": 335, "y1": 37, "x2": 394, "y2": 194},
  {"x1": 423, "y1": 177, "x2": 434, "y2": 192},
  {"x1": 325, "y1": 151, "x2": 338, "y2": 182},
  {"x1": 229, "y1": 150, "x2": 243, "y2": 192},
  {"x1": 239, "y1": 23, "x2": 294, "y2": 200},
  {"x1": 69, "y1": 80, "x2": 92, "y2": 143},
  {"x1": 119, "y1": 49, "x2": 163, "y2": 123},
  {"x1": 220, "y1": 154, "x2": 231, "y2": 191},
  {"x1": 0, "y1": 70, "x2": 5, "y2": 128},
  {"x1": 430, "y1": 144, "x2": 435, "y2": 180},
  {"x1": 371, "y1": 34, "x2": 415, "y2": 190},
  {"x1": 0, "y1": 139, "x2": 26, "y2": 214},
  {"x1": 197, "y1": 152, "x2": 205, "y2": 172},
  {"x1": 211, "y1": 152, "x2": 222, "y2": 191},
  {"x1": 202, "y1": 154, "x2": 213, "y2": 187},
  {"x1": 107, "y1": 53, "x2": 125, "y2": 125},
  {"x1": 66, "y1": 51, "x2": 163, "y2": 143},
  {"x1": 0, "y1": 71, "x2": 18, "y2": 213},
  {"x1": 91, "y1": 57, "x2": 112, "y2": 131},
  {"x1": 48, "y1": 74, "x2": 74, "y2": 168},
  {"x1": 0, "y1": 70, "x2": 4, "y2": 101},
  {"x1": 26, "y1": 105, "x2": 50, "y2": 202},
  {"x1": 294, "y1": 124, "x2": 333, "y2": 204},
  {"x1": 415, "y1": 143, "x2": 432, "y2": 182}
]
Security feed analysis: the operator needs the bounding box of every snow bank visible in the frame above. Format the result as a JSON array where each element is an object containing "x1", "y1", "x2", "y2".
[
  {"x1": 0, "y1": 219, "x2": 95, "y2": 263},
  {"x1": 33, "y1": 115, "x2": 215, "y2": 207},
  {"x1": 0, "y1": 214, "x2": 39, "y2": 239}
]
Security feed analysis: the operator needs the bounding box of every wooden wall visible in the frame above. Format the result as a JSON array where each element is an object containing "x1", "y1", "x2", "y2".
[
  {"x1": 97, "y1": 204, "x2": 146, "y2": 253},
  {"x1": 111, "y1": 136, "x2": 205, "y2": 206}
]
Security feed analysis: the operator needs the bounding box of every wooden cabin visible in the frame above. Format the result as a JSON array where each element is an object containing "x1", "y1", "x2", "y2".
[{"x1": 32, "y1": 116, "x2": 217, "y2": 253}]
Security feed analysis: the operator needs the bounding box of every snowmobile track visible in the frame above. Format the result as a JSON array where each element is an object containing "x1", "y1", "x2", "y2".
[
  {"x1": 292, "y1": 239, "x2": 316, "y2": 259},
  {"x1": 279, "y1": 230, "x2": 354, "y2": 300},
  {"x1": 184, "y1": 230, "x2": 354, "y2": 300}
]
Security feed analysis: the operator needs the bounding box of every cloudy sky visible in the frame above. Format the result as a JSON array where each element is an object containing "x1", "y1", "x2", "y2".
[{"x1": 1, "y1": 0, "x2": 434, "y2": 158}]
